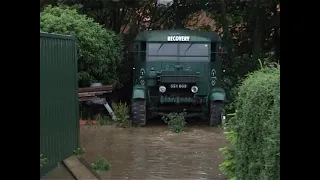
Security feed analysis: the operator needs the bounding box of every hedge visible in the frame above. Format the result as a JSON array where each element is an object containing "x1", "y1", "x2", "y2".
[{"x1": 220, "y1": 66, "x2": 280, "y2": 180}]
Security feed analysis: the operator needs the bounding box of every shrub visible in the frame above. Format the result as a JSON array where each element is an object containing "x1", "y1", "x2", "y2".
[
  {"x1": 162, "y1": 111, "x2": 187, "y2": 133},
  {"x1": 94, "y1": 114, "x2": 113, "y2": 125},
  {"x1": 91, "y1": 156, "x2": 111, "y2": 172},
  {"x1": 40, "y1": 154, "x2": 47, "y2": 168},
  {"x1": 234, "y1": 66, "x2": 280, "y2": 179},
  {"x1": 219, "y1": 130, "x2": 237, "y2": 180},
  {"x1": 73, "y1": 147, "x2": 86, "y2": 155},
  {"x1": 40, "y1": 6, "x2": 124, "y2": 87},
  {"x1": 220, "y1": 66, "x2": 280, "y2": 180},
  {"x1": 112, "y1": 102, "x2": 130, "y2": 127}
]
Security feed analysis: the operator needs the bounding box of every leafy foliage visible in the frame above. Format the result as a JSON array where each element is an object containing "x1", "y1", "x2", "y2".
[
  {"x1": 91, "y1": 156, "x2": 111, "y2": 172},
  {"x1": 112, "y1": 102, "x2": 130, "y2": 127},
  {"x1": 162, "y1": 111, "x2": 187, "y2": 133},
  {"x1": 94, "y1": 114, "x2": 113, "y2": 125},
  {"x1": 220, "y1": 66, "x2": 280, "y2": 179},
  {"x1": 40, "y1": 6, "x2": 124, "y2": 87},
  {"x1": 219, "y1": 131, "x2": 237, "y2": 180},
  {"x1": 73, "y1": 147, "x2": 86, "y2": 155},
  {"x1": 40, "y1": 154, "x2": 47, "y2": 168},
  {"x1": 233, "y1": 66, "x2": 280, "y2": 180}
]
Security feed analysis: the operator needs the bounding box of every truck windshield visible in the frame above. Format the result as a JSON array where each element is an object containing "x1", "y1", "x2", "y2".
[{"x1": 148, "y1": 43, "x2": 209, "y2": 56}]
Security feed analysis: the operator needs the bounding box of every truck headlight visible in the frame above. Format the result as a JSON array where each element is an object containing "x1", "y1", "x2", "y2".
[
  {"x1": 191, "y1": 86, "x2": 198, "y2": 93},
  {"x1": 159, "y1": 85, "x2": 166, "y2": 93}
]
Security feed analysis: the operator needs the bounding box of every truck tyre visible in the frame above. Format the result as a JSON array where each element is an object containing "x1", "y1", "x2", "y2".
[
  {"x1": 209, "y1": 101, "x2": 224, "y2": 126},
  {"x1": 131, "y1": 99, "x2": 147, "y2": 126}
]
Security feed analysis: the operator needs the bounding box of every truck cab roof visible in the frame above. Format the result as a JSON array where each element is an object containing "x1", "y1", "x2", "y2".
[{"x1": 135, "y1": 29, "x2": 223, "y2": 42}]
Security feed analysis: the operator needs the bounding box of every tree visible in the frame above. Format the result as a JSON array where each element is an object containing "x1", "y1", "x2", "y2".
[{"x1": 40, "y1": 5, "x2": 124, "y2": 87}]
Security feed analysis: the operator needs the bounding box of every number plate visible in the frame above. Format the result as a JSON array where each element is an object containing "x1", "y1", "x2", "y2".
[{"x1": 170, "y1": 84, "x2": 187, "y2": 88}]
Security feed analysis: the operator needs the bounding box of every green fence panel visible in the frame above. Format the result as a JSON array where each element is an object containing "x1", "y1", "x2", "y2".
[{"x1": 40, "y1": 32, "x2": 79, "y2": 178}]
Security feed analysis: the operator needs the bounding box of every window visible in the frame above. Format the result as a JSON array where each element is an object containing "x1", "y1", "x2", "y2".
[
  {"x1": 148, "y1": 43, "x2": 209, "y2": 57},
  {"x1": 179, "y1": 43, "x2": 209, "y2": 56},
  {"x1": 148, "y1": 43, "x2": 178, "y2": 56}
]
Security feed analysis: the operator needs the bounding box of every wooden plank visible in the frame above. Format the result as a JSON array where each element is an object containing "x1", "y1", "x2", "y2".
[
  {"x1": 78, "y1": 156, "x2": 101, "y2": 179},
  {"x1": 78, "y1": 97, "x2": 101, "y2": 102},
  {"x1": 78, "y1": 91, "x2": 108, "y2": 97},
  {"x1": 78, "y1": 85, "x2": 113, "y2": 93},
  {"x1": 63, "y1": 155, "x2": 98, "y2": 180}
]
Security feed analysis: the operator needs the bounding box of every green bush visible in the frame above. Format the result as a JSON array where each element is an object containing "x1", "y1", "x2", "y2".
[
  {"x1": 162, "y1": 111, "x2": 187, "y2": 133},
  {"x1": 219, "y1": 130, "x2": 237, "y2": 180},
  {"x1": 94, "y1": 114, "x2": 113, "y2": 125},
  {"x1": 112, "y1": 102, "x2": 130, "y2": 127},
  {"x1": 40, "y1": 154, "x2": 47, "y2": 168},
  {"x1": 91, "y1": 156, "x2": 111, "y2": 172},
  {"x1": 73, "y1": 147, "x2": 86, "y2": 155},
  {"x1": 40, "y1": 6, "x2": 124, "y2": 87},
  {"x1": 220, "y1": 66, "x2": 280, "y2": 180}
]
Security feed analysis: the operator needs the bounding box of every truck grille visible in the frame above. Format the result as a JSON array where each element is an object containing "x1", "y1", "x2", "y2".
[
  {"x1": 159, "y1": 71, "x2": 198, "y2": 83},
  {"x1": 160, "y1": 76, "x2": 198, "y2": 83}
]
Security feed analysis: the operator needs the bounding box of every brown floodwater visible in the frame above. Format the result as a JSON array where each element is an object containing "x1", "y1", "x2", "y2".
[{"x1": 80, "y1": 123, "x2": 228, "y2": 180}]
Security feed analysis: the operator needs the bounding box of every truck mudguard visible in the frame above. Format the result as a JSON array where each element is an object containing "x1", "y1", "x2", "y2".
[
  {"x1": 132, "y1": 85, "x2": 146, "y2": 100},
  {"x1": 209, "y1": 87, "x2": 226, "y2": 102}
]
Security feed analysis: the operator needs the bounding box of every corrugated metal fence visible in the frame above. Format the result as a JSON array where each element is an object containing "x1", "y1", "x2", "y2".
[{"x1": 40, "y1": 32, "x2": 79, "y2": 177}]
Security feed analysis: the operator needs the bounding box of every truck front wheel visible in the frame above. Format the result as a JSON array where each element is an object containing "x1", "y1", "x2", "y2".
[
  {"x1": 209, "y1": 101, "x2": 224, "y2": 126},
  {"x1": 131, "y1": 99, "x2": 147, "y2": 126}
]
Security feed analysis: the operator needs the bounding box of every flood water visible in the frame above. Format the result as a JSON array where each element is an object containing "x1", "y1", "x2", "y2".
[{"x1": 81, "y1": 123, "x2": 228, "y2": 180}]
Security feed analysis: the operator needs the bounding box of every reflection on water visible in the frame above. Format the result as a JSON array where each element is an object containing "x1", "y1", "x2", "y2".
[{"x1": 81, "y1": 125, "x2": 227, "y2": 180}]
